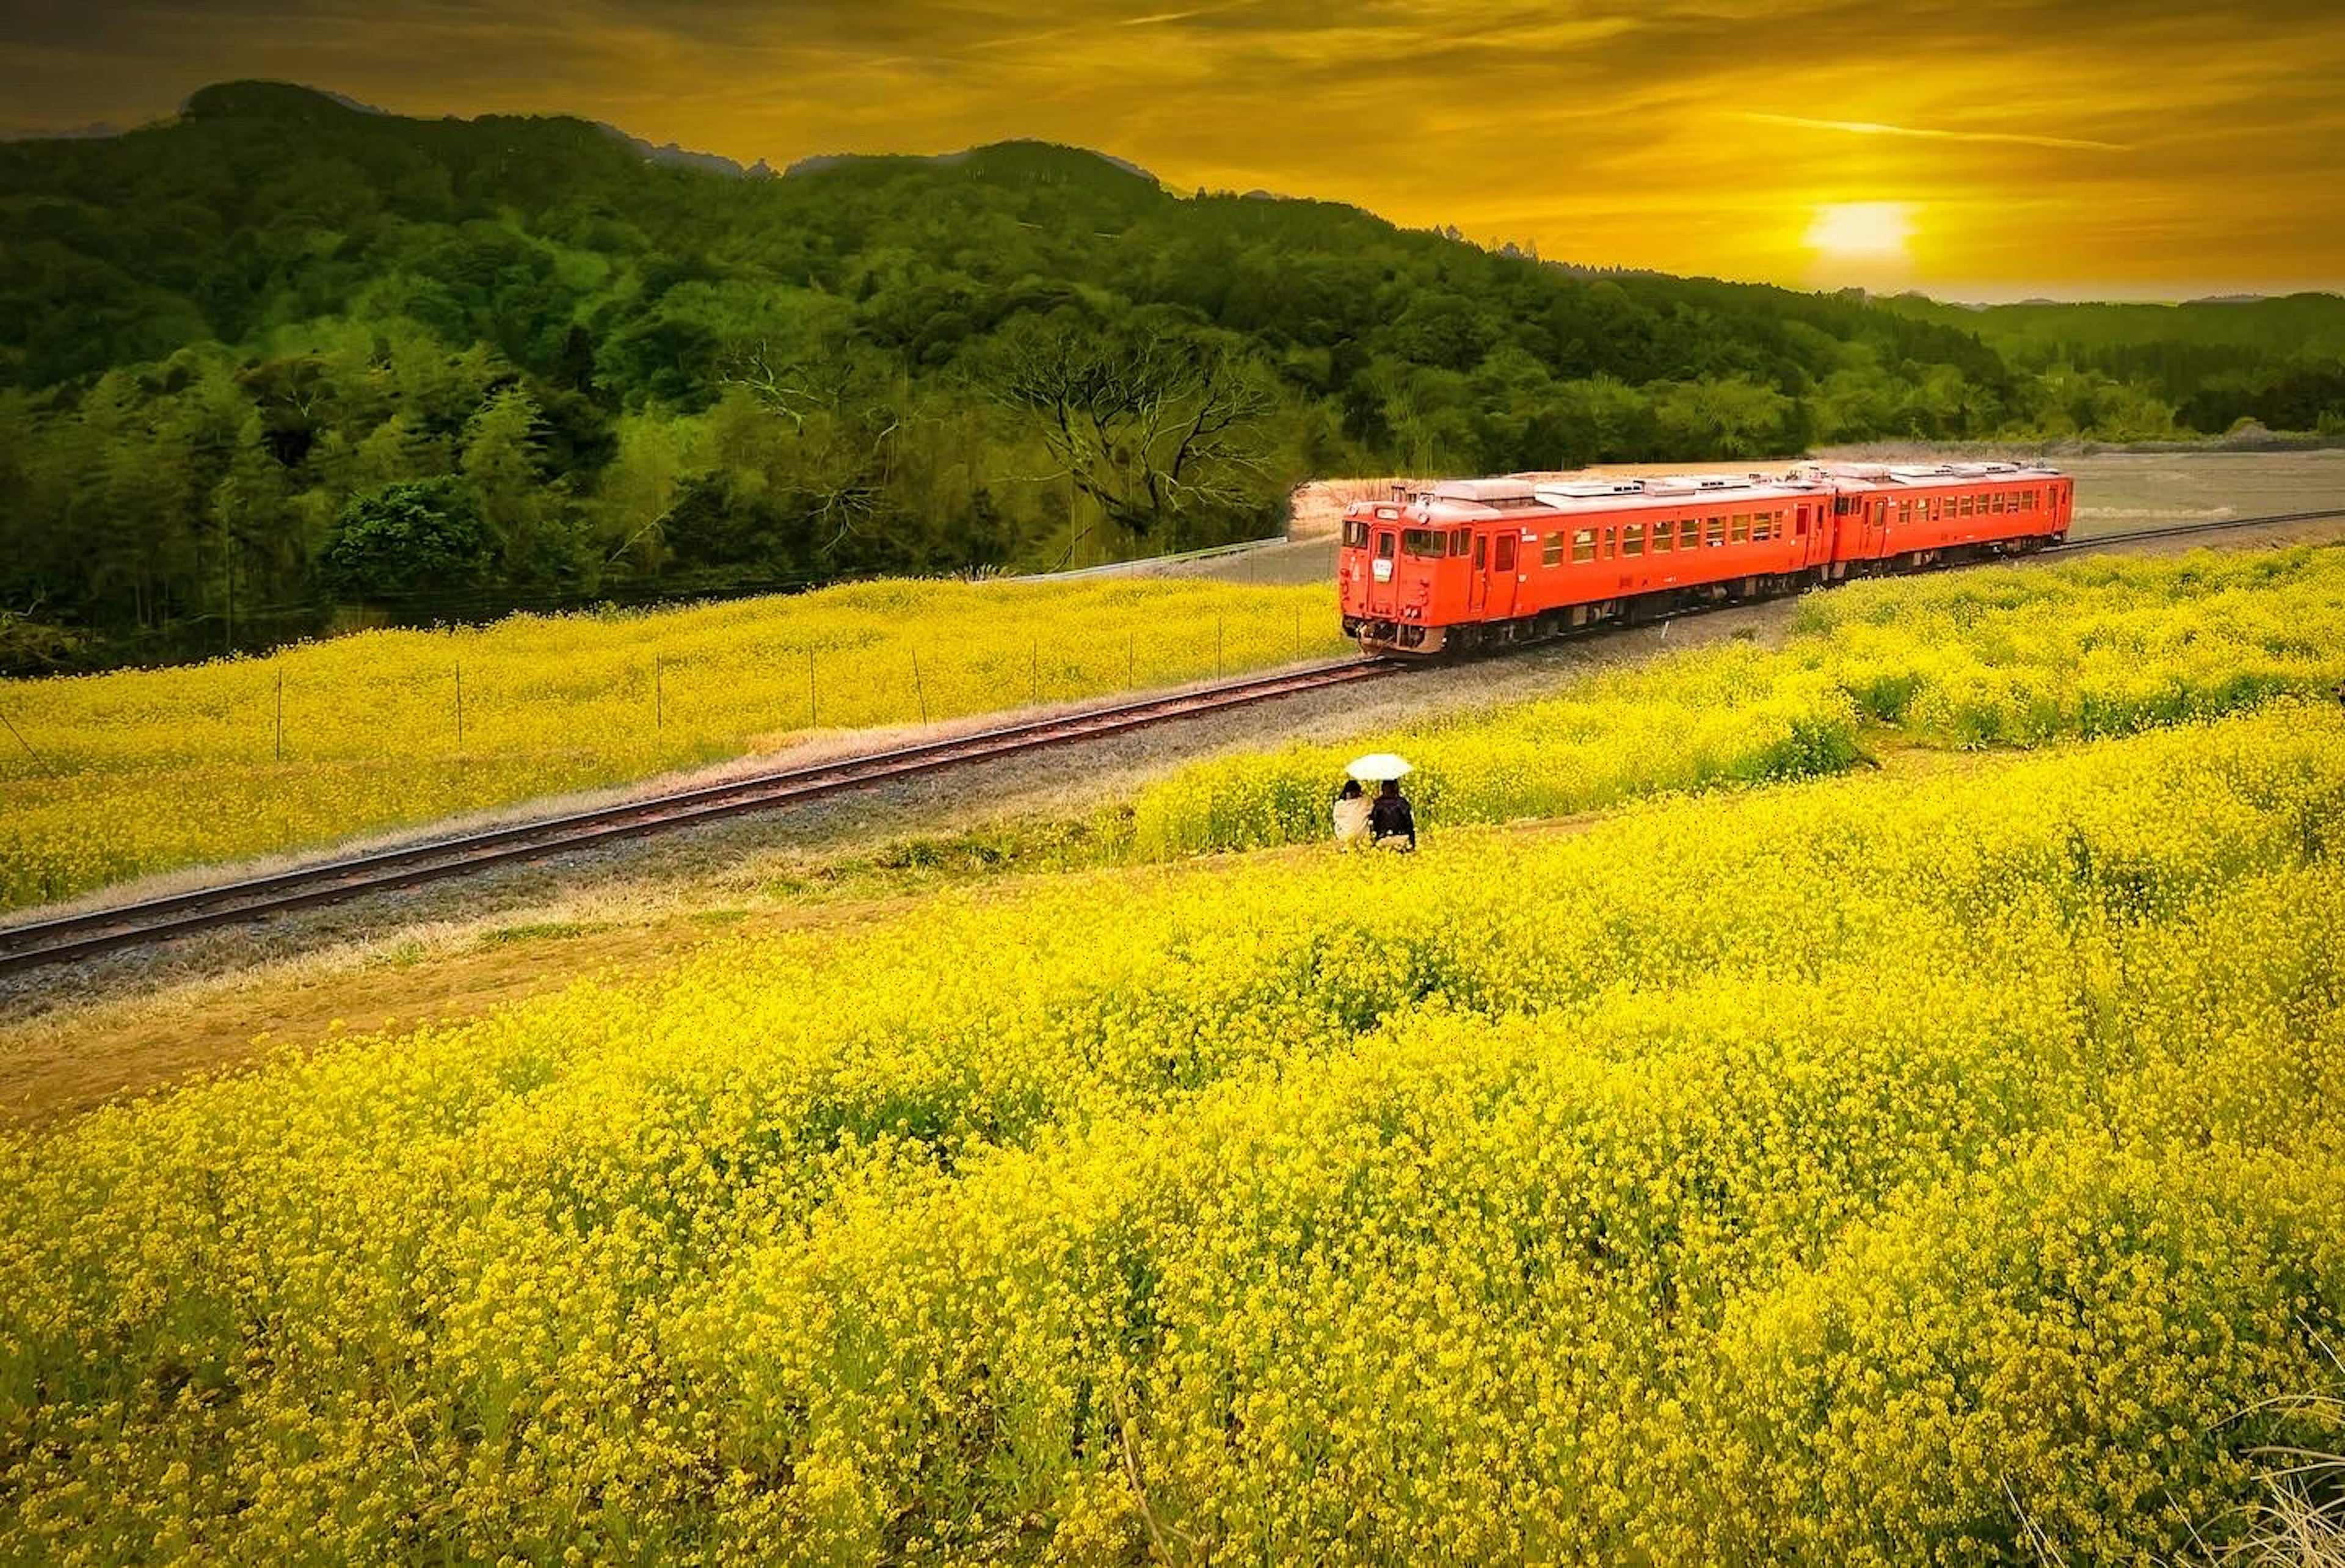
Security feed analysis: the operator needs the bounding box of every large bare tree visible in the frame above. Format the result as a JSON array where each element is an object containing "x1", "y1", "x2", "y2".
[{"x1": 995, "y1": 325, "x2": 1272, "y2": 556}]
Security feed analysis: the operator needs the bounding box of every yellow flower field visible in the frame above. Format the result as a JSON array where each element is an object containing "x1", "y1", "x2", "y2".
[
  {"x1": 1136, "y1": 546, "x2": 2345, "y2": 853},
  {"x1": 0, "y1": 577, "x2": 1347, "y2": 910},
  {"x1": 4, "y1": 706, "x2": 2342, "y2": 1563}
]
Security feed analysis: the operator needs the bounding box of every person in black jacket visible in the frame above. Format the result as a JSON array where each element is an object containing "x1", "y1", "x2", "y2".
[{"x1": 1368, "y1": 779, "x2": 1416, "y2": 852}]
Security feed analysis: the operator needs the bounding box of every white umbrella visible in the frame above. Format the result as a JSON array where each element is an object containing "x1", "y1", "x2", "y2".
[{"x1": 1345, "y1": 752, "x2": 1414, "y2": 782}]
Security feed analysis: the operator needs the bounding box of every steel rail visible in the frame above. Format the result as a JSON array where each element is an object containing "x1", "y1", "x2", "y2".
[
  {"x1": 7, "y1": 504, "x2": 2340, "y2": 978},
  {"x1": 2054, "y1": 506, "x2": 2345, "y2": 551},
  {"x1": 0, "y1": 658, "x2": 1399, "y2": 975}
]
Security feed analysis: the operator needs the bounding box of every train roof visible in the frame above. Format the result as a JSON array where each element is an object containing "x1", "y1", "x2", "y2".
[
  {"x1": 1367, "y1": 461, "x2": 2066, "y2": 523},
  {"x1": 1809, "y1": 460, "x2": 2065, "y2": 491}
]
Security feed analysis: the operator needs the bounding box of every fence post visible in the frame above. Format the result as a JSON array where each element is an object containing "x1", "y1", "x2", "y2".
[
  {"x1": 912, "y1": 648, "x2": 928, "y2": 724},
  {"x1": 1216, "y1": 616, "x2": 1224, "y2": 678},
  {"x1": 1030, "y1": 642, "x2": 1039, "y2": 705},
  {"x1": 807, "y1": 648, "x2": 818, "y2": 728},
  {"x1": 1128, "y1": 632, "x2": 1136, "y2": 690},
  {"x1": 454, "y1": 662, "x2": 464, "y2": 747},
  {"x1": 274, "y1": 668, "x2": 283, "y2": 761},
  {"x1": 655, "y1": 655, "x2": 664, "y2": 733}
]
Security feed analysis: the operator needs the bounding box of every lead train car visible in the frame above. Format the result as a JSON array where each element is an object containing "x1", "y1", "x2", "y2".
[{"x1": 1338, "y1": 460, "x2": 2074, "y2": 654}]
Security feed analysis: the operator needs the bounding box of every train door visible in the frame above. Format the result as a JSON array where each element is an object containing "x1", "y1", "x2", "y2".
[
  {"x1": 1852, "y1": 495, "x2": 1888, "y2": 561},
  {"x1": 1795, "y1": 501, "x2": 1824, "y2": 568},
  {"x1": 1369, "y1": 527, "x2": 1398, "y2": 619},
  {"x1": 1466, "y1": 532, "x2": 1489, "y2": 617},
  {"x1": 1486, "y1": 532, "x2": 1520, "y2": 620}
]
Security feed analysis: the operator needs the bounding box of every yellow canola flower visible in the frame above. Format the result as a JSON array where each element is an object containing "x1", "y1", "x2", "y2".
[
  {"x1": 0, "y1": 575, "x2": 1347, "y2": 909},
  {"x1": 1, "y1": 705, "x2": 2343, "y2": 1562},
  {"x1": 1135, "y1": 546, "x2": 2345, "y2": 854}
]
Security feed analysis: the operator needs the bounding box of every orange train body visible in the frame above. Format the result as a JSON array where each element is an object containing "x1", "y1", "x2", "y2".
[{"x1": 1337, "y1": 460, "x2": 2074, "y2": 654}]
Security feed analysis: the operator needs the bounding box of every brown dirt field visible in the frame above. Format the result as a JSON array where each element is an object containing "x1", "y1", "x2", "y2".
[{"x1": 0, "y1": 893, "x2": 936, "y2": 1128}]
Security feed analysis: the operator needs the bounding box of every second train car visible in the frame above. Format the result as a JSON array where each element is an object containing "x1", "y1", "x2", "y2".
[{"x1": 1338, "y1": 460, "x2": 2072, "y2": 654}]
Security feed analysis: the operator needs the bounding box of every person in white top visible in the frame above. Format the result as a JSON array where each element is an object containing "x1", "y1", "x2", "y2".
[{"x1": 1332, "y1": 779, "x2": 1371, "y2": 850}]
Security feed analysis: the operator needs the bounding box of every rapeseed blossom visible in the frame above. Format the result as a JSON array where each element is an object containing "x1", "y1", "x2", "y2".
[
  {"x1": 3, "y1": 706, "x2": 2343, "y2": 1562},
  {"x1": 0, "y1": 576, "x2": 1345, "y2": 909},
  {"x1": 1135, "y1": 547, "x2": 2345, "y2": 854}
]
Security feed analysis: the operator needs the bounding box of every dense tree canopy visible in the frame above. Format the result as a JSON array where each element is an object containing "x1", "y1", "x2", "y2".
[{"x1": 3, "y1": 81, "x2": 2341, "y2": 670}]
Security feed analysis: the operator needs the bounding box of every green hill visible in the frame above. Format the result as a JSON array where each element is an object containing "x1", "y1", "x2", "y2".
[
  {"x1": 1872, "y1": 293, "x2": 2345, "y2": 433},
  {"x1": 1, "y1": 81, "x2": 2341, "y2": 669}
]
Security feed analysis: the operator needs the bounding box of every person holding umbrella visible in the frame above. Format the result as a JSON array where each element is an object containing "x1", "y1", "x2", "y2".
[{"x1": 1346, "y1": 753, "x2": 1417, "y2": 852}]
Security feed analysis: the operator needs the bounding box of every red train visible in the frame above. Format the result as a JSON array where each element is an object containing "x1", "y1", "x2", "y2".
[{"x1": 1337, "y1": 460, "x2": 2073, "y2": 653}]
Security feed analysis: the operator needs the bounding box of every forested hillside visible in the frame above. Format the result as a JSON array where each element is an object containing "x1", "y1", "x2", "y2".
[
  {"x1": 1876, "y1": 293, "x2": 2345, "y2": 437},
  {"x1": 4, "y1": 80, "x2": 2342, "y2": 670}
]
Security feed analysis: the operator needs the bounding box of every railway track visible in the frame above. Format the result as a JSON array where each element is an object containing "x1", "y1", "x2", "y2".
[
  {"x1": 0, "y1": 658, "x2": 1400, "y2": 977},
  {"x1": 2054, "y1": 506, "x2": 2345, "y2": 551},
  {"x1": 5, "y1": 504, "x2": 2340, "y2": 978}
]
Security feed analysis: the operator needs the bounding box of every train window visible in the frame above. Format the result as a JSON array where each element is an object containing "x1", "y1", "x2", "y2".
[
  {"x1": 1543, "y1": 532, "x2": 1565, "y2": 568},
  {"x1": 1376, "y1": 532, "x2": 1396, "y2": 559},
  {"x1": 1452, "y1": 528, "x2": 1470, "y2": 555},
  {"x1": 1494, "y1": 535, "x2": 1517, "y2": 572},
  {"x1": 1652, "y1": 519, "x2": 1674, "y2": 553},
  {"x1": 1342, "y1": 519, "x2": 1369, "y2": 548},
  {"x1": 1603, "y1": 526, "x2": 1617, "y2": 557},
  {"x1": 1681, "y1": 518, "x2": 1700, "y2": 550},
  {"x1": 1897, "y1": 501, "x2": 1912, "y2": 526},
  {"x1": 1730, "y1": 514, "x2": 1750, "y2": 543},
  {"x1": 1795, "y1": 506, "x2": 1809, "y2": 537},
  {"x1": 1623, "y1": 523, "x2": 1646, "y2": 557},
  {"x1": 1474, "y1": 535, "x2": 1486, "y2": 568},
  {"x1": 1571, "y1": 528, "x2": 1596, "y2": 563},
  {"x1": 1705, "y1": 516, "x2": 1725, "y2": 547},
  {"x1": 1402, "y1": 528, "x2": 1445, "y2": 557},
  {"x1": 1958, "y1": 495, "x2": 1974, "y2": 517},
  {"x1": 1752, "y1": 512, "x2": 1771, "y2": 542}
]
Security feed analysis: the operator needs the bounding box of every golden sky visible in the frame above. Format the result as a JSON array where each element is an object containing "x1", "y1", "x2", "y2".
[{"x1": 5, "y1": 0, "x2": 2342, "y2": 300}]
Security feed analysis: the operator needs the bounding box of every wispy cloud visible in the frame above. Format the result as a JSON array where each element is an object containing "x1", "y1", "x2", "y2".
[
  {"x1": 1, "y1": 0, "x2": 2339, "y2": 293},
  {"x1": 1737, "y1": 112, "x2": 2130, "y2": 153}
]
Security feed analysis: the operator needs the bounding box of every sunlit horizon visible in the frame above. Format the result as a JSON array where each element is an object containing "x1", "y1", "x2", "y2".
[{"x1": 5, "y1": 1, "x2": 2342, "y2": 302}]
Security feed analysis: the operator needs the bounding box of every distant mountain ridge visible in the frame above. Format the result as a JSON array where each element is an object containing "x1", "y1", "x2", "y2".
[{"x1": 783, "y1": 145, "x2": 1157, "y2": 185}]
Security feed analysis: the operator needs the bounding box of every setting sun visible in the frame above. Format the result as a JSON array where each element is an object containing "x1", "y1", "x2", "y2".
[{"x1": 1804, "y1": 201, "x2": 1917, "y2": 260}]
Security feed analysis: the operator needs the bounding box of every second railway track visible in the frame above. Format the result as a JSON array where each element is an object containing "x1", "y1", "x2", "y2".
[{"x1": 0, "y1": 658, "x2": 1400, "y2": 976}]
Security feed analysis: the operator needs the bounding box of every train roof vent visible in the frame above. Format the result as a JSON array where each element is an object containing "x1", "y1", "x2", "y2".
[
  {"x1": 1641, "y1": 477, "x2": 1698, "y2": 495},
  {"x1": 1946, "y1": 463, "x2": 1993, "y2": 476},
  {"x1": 1536, "y1": 480, "x2": 1643, "y2": 498},
  {"x1": 1889, "y1": 465, "x2": 1956, "y2": 478},
  {"x1": 1429, "y1": 477, "x2": 1539, "y2": 505}
]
